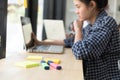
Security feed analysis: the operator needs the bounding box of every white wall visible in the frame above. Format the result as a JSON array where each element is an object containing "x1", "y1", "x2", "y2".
[
  {"x1": 65, "y1": 0, "x2": 77, "y2": 33},
  {"x1": 108, "y1": 0, "x2": 120, "y2": 24}
]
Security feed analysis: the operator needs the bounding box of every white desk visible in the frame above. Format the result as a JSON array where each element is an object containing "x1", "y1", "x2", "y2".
[{"x1": 0, "y1": 48, "x2": 84, "y2": 80}]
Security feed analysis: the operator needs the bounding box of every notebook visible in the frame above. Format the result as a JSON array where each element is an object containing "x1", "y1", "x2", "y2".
[{"x1": 20, "y1": 16, "x2": 64, "y2": 54}]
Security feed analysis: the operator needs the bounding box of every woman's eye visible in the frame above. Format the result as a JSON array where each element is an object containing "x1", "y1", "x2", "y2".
[{"x1": 76, "y1": 6, "x2": 80, "y2": 8}]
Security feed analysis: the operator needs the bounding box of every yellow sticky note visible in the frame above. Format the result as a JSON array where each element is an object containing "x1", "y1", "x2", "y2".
[
  {"x1": 15, "y1": 61, "x2": 40, "y2": 68},
  {"x1": 27, "y1": 56, "x2": 43, "y2": 60},
  {"x1": 44, "y1": 58, "x2": 60, "y2": 64}
]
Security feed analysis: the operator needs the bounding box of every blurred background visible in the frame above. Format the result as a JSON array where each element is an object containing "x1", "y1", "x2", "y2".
[{"x1": 6, "y1": 0, "x2": 120, "y2": 56}]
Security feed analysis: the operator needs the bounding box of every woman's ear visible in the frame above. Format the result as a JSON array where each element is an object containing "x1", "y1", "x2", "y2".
[{"x1": 89, "y1": 1, "x2": 97, "y2": 9}]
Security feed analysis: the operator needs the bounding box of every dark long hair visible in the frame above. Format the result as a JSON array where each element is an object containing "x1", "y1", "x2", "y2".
[{"x1": 80, "y1": 0, "x2": 108, "y2": 10}]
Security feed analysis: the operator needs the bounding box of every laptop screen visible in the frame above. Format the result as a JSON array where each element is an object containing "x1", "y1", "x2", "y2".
[
  {"x1": 20, "y1": 16, "x2": 33, "y2": 48},
  {"x1": 43, "y1": 19, "x2": 66, "y2": 40}
]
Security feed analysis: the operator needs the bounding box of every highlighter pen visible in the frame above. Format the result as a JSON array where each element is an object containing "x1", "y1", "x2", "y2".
[
  {"x1": 44, "y1": 58, "x2": 60, "y2": 64},
  {"x1": 41, "y1": 60, "x2": 49, "y2": 70},
  {"x1": 47, "y1": 61, "x2": 62, "y2": 70}
]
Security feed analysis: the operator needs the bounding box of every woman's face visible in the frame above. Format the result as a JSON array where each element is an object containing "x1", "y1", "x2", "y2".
[{"x1": 73, "y1": 0, "x2": 94, "y2": 21}]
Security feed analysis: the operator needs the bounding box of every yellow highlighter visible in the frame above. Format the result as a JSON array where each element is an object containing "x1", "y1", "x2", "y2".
[
  {"x1": 26, "y1": 56, "x2": 43, "y2": 60},
  {"x1": 44, "y1": 58, "x2": 60, "y2": 64},
  {"x1": 15, "y1": 61, "x2": 40, "y2": 68}
]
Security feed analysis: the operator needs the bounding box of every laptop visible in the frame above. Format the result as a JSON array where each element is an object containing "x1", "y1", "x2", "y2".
[
  {"x1": 43, "y1": 19, "x2": 66, "y2": 40},
  {"x1": 20, "y1": 16, "x2": 64, "y2": 54}
]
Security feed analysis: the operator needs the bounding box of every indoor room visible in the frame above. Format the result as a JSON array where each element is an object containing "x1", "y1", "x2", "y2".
[{"x1": 0, "y1": 0, "x2": 120, "y2": 80}]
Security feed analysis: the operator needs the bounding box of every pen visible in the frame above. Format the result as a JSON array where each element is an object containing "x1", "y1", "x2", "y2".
[
  {"x1": 44, "y1": 58, "x2": 60, "y2": 64},
  {"x1": 41, "y1": 60, "x2": 50, "y2": 70},
  {"x1": 47, "y1": 61, "x2": 62, "y2": 70}
]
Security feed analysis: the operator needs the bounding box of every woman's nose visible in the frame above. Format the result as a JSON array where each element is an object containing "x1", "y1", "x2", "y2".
[{"x1": 75, "y1": 9, "x2": 79, "y2": 14}]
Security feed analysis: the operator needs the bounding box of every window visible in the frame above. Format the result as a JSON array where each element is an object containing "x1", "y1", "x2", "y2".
[
  {"x1": 37, "y1": 0, "x2": 44, "y2": 41},
  {"x1": 7, "y1": 0, "x2": 25, "y2": 55},
  {"x1": 7, "y1": 0, "x2": 44, "y2": 56}
]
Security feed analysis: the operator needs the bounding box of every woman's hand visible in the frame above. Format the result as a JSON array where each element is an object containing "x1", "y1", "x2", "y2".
[
  {"x1": 26, "y1": 38, "x2": 34, "y2": 49},
  {"x1": 26, "y1": 32, "x2": 41, "y2": 48},
  {"x1": 73, "y1": 19, "x2": 83, "y2": 33},
  {"x1": 31, "y1": 32, "x2": 41, "y2": 45},
  {"x1": 66, "y1": 33, "x2": 74, "y2": 38},
  {"x1": 73, "y1": 19, "x2": 83, "y2": 43}
]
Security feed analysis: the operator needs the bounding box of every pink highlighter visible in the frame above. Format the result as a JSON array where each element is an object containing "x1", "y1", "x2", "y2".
[{"x1": 47, "y1": 61, "x2": 62, "y2": 70}]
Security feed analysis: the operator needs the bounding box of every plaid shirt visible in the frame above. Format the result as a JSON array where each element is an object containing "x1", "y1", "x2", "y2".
[
  {"x1": 64, "y1": 36, "x2": 74, "y2": 48},
  {"x1": 72, "y1": 10, "x2": 120, "y2": 80}
]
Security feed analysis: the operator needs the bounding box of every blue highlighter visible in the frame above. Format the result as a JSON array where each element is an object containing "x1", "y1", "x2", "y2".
[{"x1": 41, "y1": 60, "x2": 50, "y2": 70}]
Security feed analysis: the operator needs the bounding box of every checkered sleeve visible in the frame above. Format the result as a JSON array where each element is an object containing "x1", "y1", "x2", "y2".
[
  {"x1": 72, "y1": 17, "x2": 117, "y2": 60},
  {"x1": 64, "y1": 36, "x2": 74, "y2": 48}
]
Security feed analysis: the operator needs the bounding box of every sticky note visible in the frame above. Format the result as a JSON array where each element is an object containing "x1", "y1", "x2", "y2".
[
  {"x1": 15, "y1": 61, "x2": 40, "y2": 68},
  {"x1": 26, "y1": 56, "x2": 43, "y2": 60},
  {"x1": 44, "y1": 58, "x2": 60, "y2": 64}
]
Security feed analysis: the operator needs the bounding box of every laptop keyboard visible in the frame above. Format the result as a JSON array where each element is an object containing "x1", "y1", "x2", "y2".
[
  {"x1": 48, "y1": 45, "x2": 64, "y2": 53},
  {"x1": 37, "y1": 45, "x2": 50, "y2": 50},
  {"x1": 32, "y1": 45, "x2": 64, "y2": 53}
]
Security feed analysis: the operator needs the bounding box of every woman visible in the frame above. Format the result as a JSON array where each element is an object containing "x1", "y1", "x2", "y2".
[{"x1": 72, "y1": 0, "x2": 120, "y2": 79}]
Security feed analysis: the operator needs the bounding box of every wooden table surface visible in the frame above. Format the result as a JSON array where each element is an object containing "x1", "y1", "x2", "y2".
[{"x1": 0, "y1": 48, "x2": 84, "y2": 80}]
